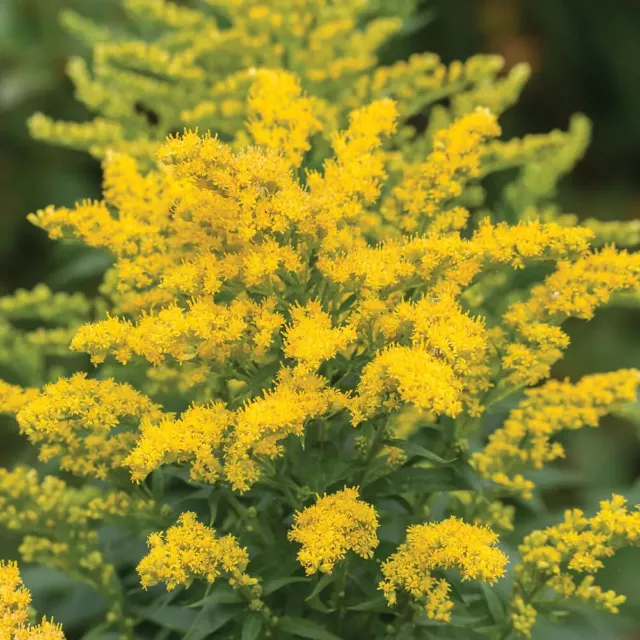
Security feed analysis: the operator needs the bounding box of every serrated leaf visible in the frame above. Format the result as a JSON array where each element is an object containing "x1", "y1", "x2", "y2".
[{"x1": 277, "y1": 616, "x2": 344, "y2": 640}]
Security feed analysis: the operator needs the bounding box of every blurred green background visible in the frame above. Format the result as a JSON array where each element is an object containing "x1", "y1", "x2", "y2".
[{"x1": 1, "y1": 1, "x2": 639, "y2": 638}]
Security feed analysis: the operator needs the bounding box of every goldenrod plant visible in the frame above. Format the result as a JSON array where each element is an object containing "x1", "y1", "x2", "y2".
[{"x1": 1, "y1": 2, "x2": 640, "y2": 639}]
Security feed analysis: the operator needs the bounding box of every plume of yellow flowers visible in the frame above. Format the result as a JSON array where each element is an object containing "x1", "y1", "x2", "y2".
[
  {"x1": 3, "y1": 45, "x2": 640, "y2": 639},
  {"x1": 0, "y1": 561, "x2": 65, "y2": 639},
  {"x1": 509, "y1": 495, "x2": 640, "y2": 638},
  {"x1": 473, "y1": 369, "x2": 640, "y2": 498},
  {"x1": 16, "y1": 373, "x2": 165, "y2": 480},
  {"x1": 288, "y1": 487, "x2": 379, "y2": 575},
  {"x1": 137, "y1": 511, "x2": 255, "y2": 591},
  {"x1": 379, "y1": 517, "x2": 508, "y2": 622},
  {"x1": 0, "y1": 381, "x2": 39, "y2": 415}
]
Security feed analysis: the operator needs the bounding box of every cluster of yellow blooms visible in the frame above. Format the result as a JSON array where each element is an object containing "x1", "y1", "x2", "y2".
[
  {"x1": 473, "y1": 369, "x2": 640, "y2": 498},
  {"x1": 379, "y1": 517, "x2": 508, "y2": 621},
  {"x1": 0, "y1": 561, "x2": 64, "y2": 639},
  {"x1": 288, "y1": 487, "x2": 379, "y2": 575},
  {"x1": 1, "y1": 2, "x2": 640, "y2": 639},
  {"x1": 16, "y1": 373, "x2": 165, "y2": 480},
  {"x1": 510, "y1": 495, "x2": 640, "y2": 638},
  {"x1": 137, "y1": 512, "x2": 254, "y2": 591}
]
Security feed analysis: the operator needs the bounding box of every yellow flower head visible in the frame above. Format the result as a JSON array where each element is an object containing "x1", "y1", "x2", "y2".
[
  {"x1": 473, "y1": 369, "x2": 640, "y2": 498},
  {"x1": 138, "y1": 512, "x2": 252, "y2": 591},
  {"x1": 247, "y1": 69, "x2": 322, "y2": 167},
  {"x1": 288, "y1": 487, "x2": 379, "y2": 575},
  {"x1": 0, "y1": 561, "x2": 65, "y2": 639},
  {"x1": 380, "y1": 517, "x2": 508, "y2": 621},
  {"x1": 223, "y1": 368, "x2": 348, "y2": 493},
  {"x1": 283, "y1": 300, "x2": 356, "y2": 372},
  {"x1": 16, "y1": 373, "x2": 165, "y2": 480},
  {"x1": 0, "y1": 382, "x2": 40, "y2": 416},
  {"x1": 511, "y1": 495, "x2": 640, "y2": 638},
  {"x1": 351, "y1": 345, "x2": 464, "y2": 424}
]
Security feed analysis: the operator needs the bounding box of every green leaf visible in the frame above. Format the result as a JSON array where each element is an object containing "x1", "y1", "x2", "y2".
[
  {"x1": 131, "y1": 605, "x2": 197, "y2": 632},
  {"x1": 386, "y1": 439, "x2": 455, "y2": 464},
  {"x1": 305, "y1": 573, "x2": 334, "y2": 602},
  {"x1": 186, "y1": 604, "x2": 236, "y2": 640},
  {"x1": 367, "y1": 466, "x2": 471, "y2": 496},
  {"x1": 346, "y1": 595, "x2": 388, "y2": 612},
  {"x1": 480, "y1": 583, "x2": 506, "y2": 624},
  {"x1": 263, "y1": 576, "x2": 310, "y2": 596},
  {"x1": 241, "y1": 613, "x2": 263, "y2": 640},
  {"x1": 277, "y1": 616, "x2": 344, "y2": 640}
]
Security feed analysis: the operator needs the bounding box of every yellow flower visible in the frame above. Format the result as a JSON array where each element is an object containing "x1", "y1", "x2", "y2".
[
  {"x1": 351, "y1": 345, "x2": 464, "y2": 424},
  {"x1": 503, "y1": 248, "x2": 640, "y2": 386},
  {"x1": 16, "y1": 373, "x2": 164, "y2": 480},
  {"x1": 383, "y1": 108, "x2": 501, "y2": 231},
  {"x1": 0, "y1": 561, "x2": 65, "y2": 639},
  {"x1": 380, "y1": 517, "x2": 508, "y2": 621},
  {"x1": 510, "y1": 495, "x2": 640, "y2": 637},
  {"x1": 138, "y1": 512, "x2": 253, "y2": 591},
  {"x1": 247, "y1": 69, "x2": 321, "y2": 167},
  {"x1": 223, "y1": 368, "x2": 348, "y2": 493},
  {"x1": 124, "y1": 402, "x2": 230, "y2": 484},
  {"x1": 0, "y1": 381, "x2": 39, "y2": 415},
  {"x1": 472, "y1": 369, "x2": 640, "y2": 498},
  {"x1": 283, "y1": 300, "x2": 356, "y2": 372},
  {"x1": 288, "y1": 487, "x2": 379, "y2": 575}
]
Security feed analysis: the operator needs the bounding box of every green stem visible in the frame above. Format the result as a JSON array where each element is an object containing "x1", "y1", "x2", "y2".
[
  {"x1": 334, "y1": 557, "x2": 349, "y2": 635},
  {"x1": 359, "y1": 415, "x2": 390, "y2": 487}
]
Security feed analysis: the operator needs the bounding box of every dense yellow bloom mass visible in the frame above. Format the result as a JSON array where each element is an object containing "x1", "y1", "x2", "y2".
[
  {"x1": 0, "y1": 561, "x2": 65, "y2": 639},
  {"x1": 0, "y1": 381, "x2": 39, "y2": 415},
  {"x1": 383, "y1": 107, "x2": 501, "y2": 232},
  {"x1": 510, "y1": 495, "x2": 640, "y2": 638},
  {"x1": 283, "y1": 301, "x2": 356, "y2": 372},
  {"x1": 223, "y1": 368, "x2": 348, "y2": 492},
  {"x1": 138, "y1": 512, "x2": 252, "y2": 591},
  {"x1": 288, "y1": 487, "x2": 379, "y2": 575},
  {"x1": 503, "y1": 248, "x2": 640, "y2": 386},
  {"x1": 247, "y1": 69, "x2": 321, "y2": 167},
  {"x1": 8, "y1": 47, "x2": 640, "y2": 639},
  {"x1": 351, "y1": 345, "x2": 464, "y2": 423},
  {"x1": 16, "y1": 373, "x2": 165, "y2": 479},
  {"x1": 473, "y1": 370, "x2": 640, "y2": 498},
  {"x1": 380, "y1": 517, "x2": 508, "y2": 621},
  {"x1": 125, "y1": 401, "x2": 230, "y2": 484}
]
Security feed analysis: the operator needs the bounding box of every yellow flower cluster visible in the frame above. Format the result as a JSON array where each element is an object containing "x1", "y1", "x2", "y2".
[
  {"x1": 283, "y1": 301, "x2": 356, "y2": 372},
  {"x1": 379, "y1": 517, "x2": 508, "y2": 621},
  {"x1": 288, "y1": 487, "x2": 379, "y2": 575},
  {"x1": 16, "y1": 373, "x2": 165, "y2": 479},
  {"x1": 502, "y1": 248, "x2": 640, "y2": 386},
  {"x1": 382, "y1": 107, "x2": 501, "y2": 232},
  {"x1": 473, "y1": 369, "x2": 640, "y2": 498},
  {"x1": 127, "y1": 367, "x2": 347, "y2": 492},
  {"x1": 0, "y1": 381, "x2": 39, "y2": 415},
  {"x1": 247, "y1": 70, "x2": 321, "y2": 167},
  {"x1": 0, "y1": 464, "x2": 164, "y2": 635},
  {"x1": 510, "y1": 495, "x2": 640, "y2": 638},
  {"x1": 0, "y1": 466, "x2": 120, "y2": 618},
  {"x1": 0, "y1": 561, "x2": 65, "y2": 639},
  {"x1": 138, "y1": 512, "x2": 253, "y2": 591}
]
